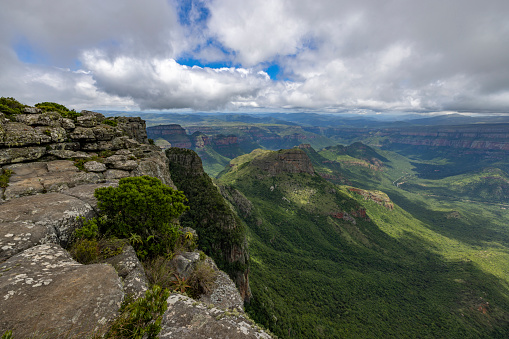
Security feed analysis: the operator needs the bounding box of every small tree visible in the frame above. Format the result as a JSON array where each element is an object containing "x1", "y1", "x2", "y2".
[{"x1": 94, "y1": 176, "x2": 189, "y2": 258}]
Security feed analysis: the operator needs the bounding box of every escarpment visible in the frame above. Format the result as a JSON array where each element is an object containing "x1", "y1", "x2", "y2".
[
  {"x1": 0, "y1": 107, "x2": 268, "y2": 338},
  {"x1": 166, "y1": 148, "x2": 251, "y2": 302},
  {"x1": 251, "y1": 148, "x2": 315, "y2": 176}
]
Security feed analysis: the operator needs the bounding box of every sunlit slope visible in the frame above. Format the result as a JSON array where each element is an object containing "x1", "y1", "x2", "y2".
[{"x1": 218, "y1": 148, "x2": 509, "y2": 338}]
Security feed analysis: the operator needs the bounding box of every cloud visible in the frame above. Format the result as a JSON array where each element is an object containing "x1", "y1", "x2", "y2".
[
  {"x1": 1, "y1": 0, "x2": 509, "y2": 113},
  {"x1": 82, "y1": 52, "x2": 270, "y2": 110}
]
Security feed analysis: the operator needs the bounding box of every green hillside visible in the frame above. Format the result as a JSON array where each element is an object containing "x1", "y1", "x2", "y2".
[{"x1": 218, "y1": 148, "x2": 509, "y2": 338}]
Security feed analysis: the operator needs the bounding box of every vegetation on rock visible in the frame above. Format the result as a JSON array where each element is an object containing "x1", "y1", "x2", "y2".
[
  {"x1": 0, "y1": 97, "x2": 25, "y2": 120},
  {"x1": 94, "y1": 176, "x2": 189, "y2": 259},
  {"x1": 106, "y1": 285, "x2": 169, "y2": 339},
  {"x1": 166, "y1": 148, "x2": 249, "y2": 297},
  {"x1": 35, "y1": 101, "x2": 81, "y2": 120},
  {"x1": 218, "y1": 146, "x2": 509, "y2": 338}
]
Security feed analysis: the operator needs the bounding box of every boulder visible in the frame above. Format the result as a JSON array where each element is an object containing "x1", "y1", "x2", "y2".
[
  {"x1": 0, "y1": 244, "x2": 123, "y2": 338},
  {"x1": 23, "y1": 107, "x2": 42, "y2": 114},
  {"x1": 84, "y1": 161, "x2": 107, "y2": 172},
  {"x1": 70, "y1": 126, "x2": 96, "y2": 141},
  {"x1": 76, "y1": 111, "x2": 105, "y2": 127},
  {"x1": 103, "y1": 245, "x2": 149, "y2": 299},
  {"x1": 92, "y1": 125, "x2": 120, "y2": 141},
  {"x1": 0, "y1": 146, "x2": 46, "y2": 165},
  {"x1": 172, "y1": 252, "x2": 201, "y2": 280},
  {"x1": 132, "y1": 153, "x2": 175, "y2": 188},
  {"x1": 198, "y1": 257, "x2": 244, "y2": 311},
  {"x1": 0, "y1": 123, "x2": 44, "y2": 147},
  {"x1": 61, "y1": 182, "x2": 118, "y2": 212},
  {"x1": 159, "y1": 293, "x2": 272, "y2": 339},
  {"x1": 3, "y1": 160, "x2": 104, "y2": 200},
  {"x1": 104, "y1": 154, "x2": 138, "y2": 170},
  {"x1": 104, "y1": 169, "x2": 131, "y2": 179},
  {"x1": 34, "y1": 126, "x2": 67, "y2": 143},
  {"x1": 0, "y1": 192, "x2": 95, "y2": 259}
]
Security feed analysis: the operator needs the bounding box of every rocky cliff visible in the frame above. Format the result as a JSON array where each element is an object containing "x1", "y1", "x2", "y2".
[
  {"x1": 166, "y1": 148, "x2": 251, "y2": 301},
  {"x1": 251, "y1": 148, "x2": 315, "y2": 176},
  {"x1": 0, "y1": 107, "x2": 268, "y2": 338}
]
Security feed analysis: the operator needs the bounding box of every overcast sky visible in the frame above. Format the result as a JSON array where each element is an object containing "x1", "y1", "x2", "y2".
[{"x1": 1, "y1": 0, "x2": 508, "y2": 114}]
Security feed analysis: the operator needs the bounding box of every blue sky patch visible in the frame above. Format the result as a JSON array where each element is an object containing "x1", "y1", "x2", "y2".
[{"x1": 13, "y1": 37, "x2": 45, "y2": 64}]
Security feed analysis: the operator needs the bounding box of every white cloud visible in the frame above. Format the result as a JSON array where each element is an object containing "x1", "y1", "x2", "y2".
[
  {"x1": 1, "y1": 0, "x2": 509, "y2": 113},
  {"x1": 82, "y1": 52, "x2": 270, "y2": 110}
]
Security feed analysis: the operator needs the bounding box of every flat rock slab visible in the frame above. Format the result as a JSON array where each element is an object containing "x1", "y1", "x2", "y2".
[
  {"x1": 3, "y1": 160, "x2": 104, "y2": 200},
  {"x1": 159, "y1": 293, "x2": 272, "y2": 339},
  {"x1": 0, "y1": 192, "x2": 95, "y2": 262},
  {"x1": 62, "y1": 182, "x2": 118, "y2": 212},
  {"x1": 0, "y1": 244, "x2": 123, "y2": 338}
]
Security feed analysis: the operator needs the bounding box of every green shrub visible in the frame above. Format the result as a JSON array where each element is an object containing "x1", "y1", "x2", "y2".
[
  {"x1": 74, "y1": 217, "x2": 100, "y2": 240},
  {"x1": 107, "y1": 285, "x2": 169, "y2": 339},
  {"x1": 0, "y1": 97, "x2": 25, "y2": 119},
  {"x1": 94, "y1": 176, "x2": 189, "y2": 259},
  {"x1": 143, "y1": 256, "x2": 175, "y2": 290},
  {"x1": 188, "y1": 261, "x2": 217, "y2": 297},
  {"x1": 70, "y1": 238, "x2": 99, "y2": 264},
  {"x1": 35, "y1": 101, "x2": 81, "y2": 120},
  {"x1": 103, "y1": 119, "x2": 118, "y2": 127},
  {"x1": 0, "y1": 169, "x2": 13, "y2": 189},
  {"x1": 1, "y1": 330, "x2": 13, "y2": 339}
]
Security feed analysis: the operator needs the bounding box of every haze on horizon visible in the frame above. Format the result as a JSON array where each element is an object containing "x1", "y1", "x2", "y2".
[{"x1": 1, "y1": 0, "x2": 508, "y2": 115}]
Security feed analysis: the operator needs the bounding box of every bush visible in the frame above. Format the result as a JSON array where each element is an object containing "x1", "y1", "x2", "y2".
[
  {"x1": 0, "y1": 169, "x2": 13, "y2": 189},
  {"x1": 70, "y1": 238, "x2": 100, "y2": 264},
  {"x1": 143, "y1": 256, "x2": 175, "y2": 290},
  {"x1": 188, "y1": 261, "x2": 217, "y2": 297},
  {"x1": 35, "y1": 101, "x2": 81, "y2": 120},
  {"x1": 107, "y1": 285, "x2": 169, "y2": 339},
  {"x1": 94, "y1": 176, "x2": 189, "y2": 259},
  {"x1": 0, "y1": 97, "x2": 25, "y2": 120}
]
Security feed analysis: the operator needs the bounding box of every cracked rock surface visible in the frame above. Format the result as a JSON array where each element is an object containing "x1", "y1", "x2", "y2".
[
  {"x1": 0, "y1": 244, "x2": 123, "y2": 338},
  {"x1": 0, "y1": 192, "x2": 96, "y2": 261},
  {"x1": 160, "y1": 293, "x2": 271, "y2": 339}
]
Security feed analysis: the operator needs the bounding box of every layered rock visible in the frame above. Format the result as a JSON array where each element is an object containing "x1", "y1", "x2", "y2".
[
  {"x1": 0, "y1": 108, "x2": 268, "y2": 338},
  {"x1": 0, "y1": 110, "x2": 174, "y2": 201},
  {"x1": 251, "y1": 148, "x2": 315, "y2": 176},
  {"x1": 148, "y1": 124, "x2": 192, "y2": 148}
]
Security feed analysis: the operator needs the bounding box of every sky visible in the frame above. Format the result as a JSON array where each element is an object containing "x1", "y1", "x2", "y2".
[{"x1": 1, "y1": 0, "x2": 509, "y2": 114}]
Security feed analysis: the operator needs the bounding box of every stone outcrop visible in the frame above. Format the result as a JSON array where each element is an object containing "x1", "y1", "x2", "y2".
[
  {"x1": 0, "y1": 110, "x2": 175, "y2": 201},
  {"x1": 348, "y1": 187, "x2": 394, "y2": 210},
  {"x1": 0, "y1": 244, "x2": 123, "y2": 338},
  {"x1": 251, "y1": 148, "x2": 315, "y2": 176},
  {"x1": 0, "y1": 192, "x2": 96, "y2": 261},
  {"x1": 103, "y1": 245, "x2": 149, "y2": 299},
  {"x1": 0, "y1": 108, "x2": 269, "y2": 338},
  {"x1": 148, "y1": 124, "x2": 192, "y2": 148},
  {"x1": 160, "y1": 293, "x2": 271, "y2": 339}
]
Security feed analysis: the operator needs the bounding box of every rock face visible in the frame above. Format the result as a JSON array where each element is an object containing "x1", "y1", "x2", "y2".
[
  {"x1": 148, "y1": 124, "x2": 192, "y2": 148},
  {"x1": 159, "y1": 293, "x2": 271, "y2": 339},
  {"x1": 0, "y1": 108, "x2": 268, "y2": 338},
  {"x1": 104, "y1": 245, "x2": 149, "y2": 299},
  {"x1": 0, "y1": 192, "x2": 96, "y2": 261},
  {"x1": 0, "y1": 244, "x2": 123, "y2": 338},
  {"x1": 348, "y1": 187, "x2": 394, "y2": 210},
  {"x1": 0, "y1": 110, "x2": 175, "y2": 201},
  {"x1": 166, "y1": 148, "x2": 251, "y2": 302},
  {"x1": 251, "y1": 148, "x2": 315, "y2": 176}
]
